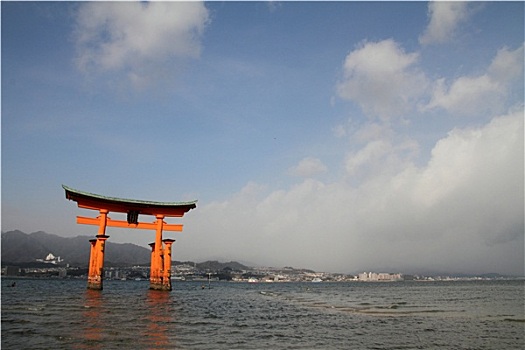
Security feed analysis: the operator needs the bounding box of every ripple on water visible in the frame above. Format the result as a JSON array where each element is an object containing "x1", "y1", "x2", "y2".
[{"x1": 1, "y1": 280, "x2": 524, "y2": 349}]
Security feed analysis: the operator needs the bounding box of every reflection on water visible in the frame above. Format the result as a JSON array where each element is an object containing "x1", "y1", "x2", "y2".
[
  {"x1": 145, "y1": 289, "x2": 172, "y2": 348},
  {"x1": 77, "y1": 286, "x2": 176, "y2": 349},
  {"x1": 80, "y1": 289, "x2": 104, "y2": 349}
]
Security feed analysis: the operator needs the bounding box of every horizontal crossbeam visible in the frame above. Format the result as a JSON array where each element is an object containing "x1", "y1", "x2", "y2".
[{"x1": 77, "y1": 216, "x2": 183, "y2": 231}]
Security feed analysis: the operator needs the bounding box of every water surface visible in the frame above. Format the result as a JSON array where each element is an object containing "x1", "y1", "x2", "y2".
[{"x1": 2, "y1": 279, "x2": 523, "y2": 349}]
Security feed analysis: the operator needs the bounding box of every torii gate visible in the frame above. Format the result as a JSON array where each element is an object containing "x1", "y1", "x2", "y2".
[{"x1": 63, "y1": 185, "x2": 197, "y2": 291}]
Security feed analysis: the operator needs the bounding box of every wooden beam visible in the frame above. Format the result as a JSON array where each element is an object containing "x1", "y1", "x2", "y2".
[{"x1": 77, "y1": 216, "x2": 183, "y2": 231}]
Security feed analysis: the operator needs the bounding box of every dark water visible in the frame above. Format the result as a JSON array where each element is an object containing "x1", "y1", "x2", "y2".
[{"x1": 2, "y1": 279, "x2": 524, "y2": 349}]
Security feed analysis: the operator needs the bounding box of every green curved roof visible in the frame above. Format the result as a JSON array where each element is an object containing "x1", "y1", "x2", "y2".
[{"x1": 62, "y1": 185, "x2": 197, "y2": 216}]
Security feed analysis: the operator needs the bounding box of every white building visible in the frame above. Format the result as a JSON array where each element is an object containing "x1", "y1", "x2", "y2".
[
  {"x1": 358, "y1": 272, "x2": 402, "y2": 281},
  {"x1": 36, "y1": 253, "x2": 62, "y2": 264}
]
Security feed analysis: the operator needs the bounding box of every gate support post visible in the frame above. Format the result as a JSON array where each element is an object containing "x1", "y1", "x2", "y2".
[
  {"x1": 87, "y1": 234, "x2": 109, "y2": 290},
  {"x1": 150, "y1": 215, "x2": 165, "y2": 290},
  {"x1": 162, "y1": 239, "x2": 175, "y2": 291},
  {"x1": 87, "y1": 209, "x2": 109, "y2": 290}
]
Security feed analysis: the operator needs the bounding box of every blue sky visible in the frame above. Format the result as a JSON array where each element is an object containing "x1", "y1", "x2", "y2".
[{"x1": 2, "y1": 1, "x2": 524, "y2": 275}]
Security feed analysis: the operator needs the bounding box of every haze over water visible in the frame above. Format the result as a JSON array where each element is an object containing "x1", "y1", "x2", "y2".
[{"x1": 2, "y1": 278, "x2": 523, "y2": 349}]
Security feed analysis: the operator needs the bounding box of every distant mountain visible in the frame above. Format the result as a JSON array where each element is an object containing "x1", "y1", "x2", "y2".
[
  {"x1": 195, "y1": 260, "x2": 250, "y2": 272},
  {"x1": 1, "y1": 230, "x2": 150, "y2": 267}
]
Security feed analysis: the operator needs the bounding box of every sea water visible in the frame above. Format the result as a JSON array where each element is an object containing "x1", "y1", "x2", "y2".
[{"x1": 2, "y1": 278, "x2": 523, "y2": 349}]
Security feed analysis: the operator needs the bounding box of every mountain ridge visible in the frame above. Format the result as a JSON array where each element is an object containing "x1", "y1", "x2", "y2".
[
  {"x1": 1, "y1": 230, "x2": 151, "y2": 266},
  {"x1": 1, "y1": 230, "x2": 253, "y2": 271}
]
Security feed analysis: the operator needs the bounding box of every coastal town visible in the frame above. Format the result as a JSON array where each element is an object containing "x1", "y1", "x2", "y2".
[{"x1": 1, "y1": 255, "x2": 512, "y2": 282}]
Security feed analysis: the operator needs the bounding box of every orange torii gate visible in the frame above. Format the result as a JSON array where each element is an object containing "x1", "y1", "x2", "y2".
[{"x1": 63, "y1": 185, "x2": 197, "y2": 291}]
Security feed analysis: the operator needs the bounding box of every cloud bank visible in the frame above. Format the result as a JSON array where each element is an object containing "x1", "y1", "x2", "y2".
[
  {"x1": 179, "y1": 14, "x2": 523, "y2": 274},
  {"x1": 182, "y1": 108, "x2": 523, "y2": 275}
]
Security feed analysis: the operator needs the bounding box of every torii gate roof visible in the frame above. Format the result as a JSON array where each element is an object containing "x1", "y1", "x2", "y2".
[{"x1": 63, "y1": 185, "x2": 197, "y2": 217}]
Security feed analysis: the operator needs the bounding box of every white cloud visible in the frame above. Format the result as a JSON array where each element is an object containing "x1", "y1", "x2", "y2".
[
  {"x1": 423, "y1": 44, "x2": 524, "y2": 116},
  {"x1": 353, "y1": 122, "x2": 394, "y2": 143},
  {"x1": 345, "y1": 140, "x2": 390, "y2": 176},
  {"x1": 424, "y1": 75, "x2": 505, "y2": 116},
  {"x1": 73, "y1": 2, "x2": 209, "y2": 84},
  {"x1": 180, "y1": 110, "x2": 523, "y2": 275},
  {"x1": 419, "y1": 2, "x2": 472, "y2": 45},
  {"x1": 288, "y1": 157, "x2": 328, "y2": 178},
  {"x1": 488, "y1": 45, "x2": 525, "y2": 84},
  {"x1": 344, "y1": 137, "x2": 419, "y2": 182},
  {"x1": 337, "y1": 39, "x2": 428, "y2": 119},
  {"x1": 413, "y1": 110, "x2": 523, "y2": 209}
]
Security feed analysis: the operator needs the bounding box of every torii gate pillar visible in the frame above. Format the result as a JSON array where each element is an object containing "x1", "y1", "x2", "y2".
[
  {"x1": 149, "y1": 217, "x2": 177, "y2": 291},
  {"x1": 86, "y1": 209, "x2": 109, "y2": 290},
  {"x1": 87, "y1": 234, "x2": 109, "y2": 290},
  {"x1": 162, "y1": 239, "x2": 176, "y2": 290}
]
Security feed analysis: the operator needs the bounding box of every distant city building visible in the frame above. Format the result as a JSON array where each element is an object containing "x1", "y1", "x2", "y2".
[
  {"x1": 36, "y1": 253, "x2": 62, "y2": 264},
  {"x1": 358, "y1": 272, "x2": 403, "y2": 281},
  {"x1": 6, "y1": 266, "x2": 22, "y2": 276}
]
